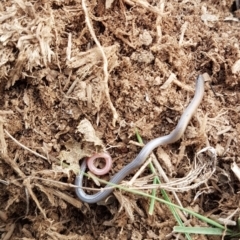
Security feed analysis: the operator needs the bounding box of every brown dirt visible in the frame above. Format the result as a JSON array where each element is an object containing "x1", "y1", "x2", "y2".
[{"x1": 1, "y1": 0, "x2": 240, "y2": 239}]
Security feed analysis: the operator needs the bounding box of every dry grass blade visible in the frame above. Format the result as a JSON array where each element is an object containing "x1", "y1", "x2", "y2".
[
  {"x1": 0, "y1": 179, "x2": 9, "y2": 185},
  {"x1": 81, "y1": 0, "x2": 119, "y2": 126},
  {"x1": 0, "y1": 129, "x2": 46, "y2": 218},
  {"x1": 123, "y1": 147, "x2": 216, "y2": 193},
  {"x1": 2, "y1": 223, "x2": 15, "y2": 240},
  {"x1": 0, "y1": 210, "x2": 8, "y2": 222},
  {"x1": 0, "y1": 117, "x2": 7, "y2": 155},
  {"x1": 127, "y1": 152, "x2": 154, "y2": 185},
  {"x1": 4, "y1": 129, "x2": 48, "y2": 161},
  {"x1": 36, "y1": 184, "x2": 83, "y2": 209}
]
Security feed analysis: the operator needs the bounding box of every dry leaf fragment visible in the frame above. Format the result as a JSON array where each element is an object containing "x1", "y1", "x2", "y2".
[
  {"x1": 217, "y1": 217, "x2": 236, "y2": 226},
  {"x1": 76, "y1": 118, "x2": 104, "y2": 148},
  {"x1": 67, "y1": 45, "x2": 118, "y2": 69},
  {"x1": 160, "y1": 73, "x2": 176, "y2": 90},
  {"x1": 58, "y1": 119, "x2": 105, "y2": 173},
  {"x1": 139, "y1": 30, "x2": 153, "y2": 46},
  {"x1": 131, "y1": 229, "x2": 142, "y2": 240},
  {"x1": 130, "y1": 50, "x2": 154, "y2": 64},
  {"x1": 0, "y1": 6, "x2": 16, "y2": 23},
  {"x1": 156, "y1": 148, "x2": 174, "y2": 176},
  {"x1": 57, "y1": 139, "x2": 89, "y2": 173},
  {"x1": 201, "y1": 6, "x2": 219, "y2": 25},
  {"x1": 23, "y1": 90, "x2": 30, "y2": 106},
  {"x1": 105, "y1": 0, "x2": 115, "y2": 9},
  {"x1": 231, "y1": 59, "x2": 240, "y2": 74},
  {"x1": 231, "y1": 162, "x2": 240, "y2": 181}
]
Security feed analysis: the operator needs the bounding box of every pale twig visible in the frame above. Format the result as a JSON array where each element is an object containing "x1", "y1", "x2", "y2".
[
  {"x1": 81, "y1": 0, "x2": 118, "y2": 126},
  {"x1": 66, "y1": 32, "x2": 72, "y2": 61},
  {"x1": 128, "y1": 154, "x2": 153, "y2": 185},
  {"x1": 178, "y1": 22, "x2": 188, "y2": 46},
  {"x1": 4, "y1": 129, "x2": 48, "y2": 161},
  {"x1": 25, "y1": 187, "x2": 29, "y2": 215},
  {"x1": 0, "y1": 117, "x2": 7, "y2": 155},
  {"x1": 160, "y1": 72, "x2": 194, "y2": 92},
  {"x1": 0, "y1": 110, "x2": 14, "y2": 114},
  {"x1": 0, "y1": 179, "x2": 9, "y2": 185},
  {"x1": 31, "y1": 176, "x2": 115, "y2": 191},
  {"x1": 50, "y1": 187, "x2": 82, "y2": 209},
  {"x1": 155, "y1": 0, "x2": 165, "y2": 43},
  {"x1": 129, "y1": 0, "x2": 168, "y2": 16},
  {"x1": 173, "y1": 78, "x2": 194, "y2": 92}
]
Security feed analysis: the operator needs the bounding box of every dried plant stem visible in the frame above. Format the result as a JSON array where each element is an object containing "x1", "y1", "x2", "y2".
[
  {"x1": 24, "y1": 188, "x2": 29, "y2": 215},
  {"x1": 128, "y1": 153, "x2": 153, "y2": 185},
  {"x1": 129, "y1": 139, "x2": 186, "y2": 211},
  {"x1": 33, "y1": 176, "x2": 115, "y2": 192},
  {"x1": 0, "y1": 179, "x2": 9, "y2": 185},
  {"x1": 0, "y1": 117, "x2": 7, "y2": 155},
  {"x1": 179, "y1": 22, "x2": 188, "y2": 46},
  {"x1": 128, "y1": 0, "x2": 167, "y2": 15},
  {"x1": 81, "y1": 0, "x2": 118, "y2": 126},
  {"x1": 4, "y1": 129, "x2": 48, "y2": 161},
  {"x1": 0, "y1": 152, "x2": 46, "y2": 218},
  {"x1": 2, "y1": 223, "x2": 15, "y2": 240},
  {"x1": 151, "y1": 154, "x2": 187, "y2": 218}
]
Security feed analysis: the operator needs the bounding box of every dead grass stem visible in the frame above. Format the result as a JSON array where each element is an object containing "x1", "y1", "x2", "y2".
[{"x1": 81, "y1": 0, "x2": 118, "y2": 126}]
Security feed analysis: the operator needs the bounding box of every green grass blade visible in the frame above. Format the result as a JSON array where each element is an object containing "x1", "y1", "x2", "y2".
[
  {"x1": 135, "y1": 129, "x2": 192, "y2": 240},
  {"x1": 80, "y1": 171, "x2": 231, "y2": 232},
  {"x1": 174, "y1": 226, "x2": 232, "y2": 235}
]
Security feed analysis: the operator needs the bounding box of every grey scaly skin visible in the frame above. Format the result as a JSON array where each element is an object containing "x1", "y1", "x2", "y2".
[{"x1": 75, "y1": 75, "x2": 205, "y2": 204}]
